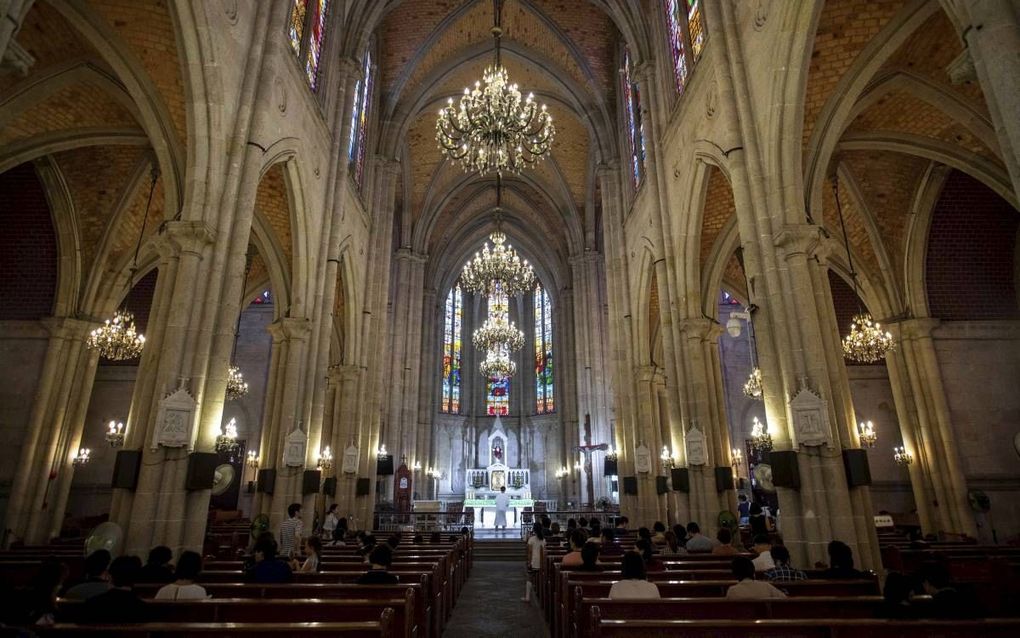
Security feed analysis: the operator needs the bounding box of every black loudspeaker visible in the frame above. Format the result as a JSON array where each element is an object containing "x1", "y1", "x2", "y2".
[
  {"x1": 111, "y1": 450, "x2": 142, "y2": 490},
  {"x1": 843, "y1": 449, "x2": 872, "y2": 487},
  {"x1": 623, "y1": 476, "x2": 638, "y2": 495},
  {"x1": 356, "y1": 477, "x2": 371, "y2": 496},
  {"x1": 656, "y1": 476, "x2": 669, "y2": 495},
  {"x1": 715, "y1": 466, "x2": 734, "y2": 492},
  {"x1": 302, "y1": 470, "x2": 321, "y2": 495},
  {"x1": 257, "y1": 469, "x2": 276, "y2": 495},
  {"x1": 322, "y1": 477, "x2": 337, "y2": 496},
  {"x1": 671, "y1": 467, "x2": 690, "y2": 492},
  {"x1": 185, "y1": 452, "x2": 218, "y2": 491},
  {"x1": 604, "y1": 457, "x2": 618, "y2": 477},
  {"x1": 768, "y1": 450, "x2": 801, "y2": 489},
  {"x1": 377, "y1": 455, "x2": 394, "y2": 476}
]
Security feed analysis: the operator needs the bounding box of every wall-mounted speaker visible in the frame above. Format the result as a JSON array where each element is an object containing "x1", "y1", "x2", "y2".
[
  {"x1": 767, "y1": 450, "x2": 801, "y2": 489},
  {"x1": 356, "y1": 477, "x2": 371, "y2": 496},
  {"x1": 714, "y1": 466, "x2": 734, "y2": 492},
  {"x1": 377, "y1": 455, "x2": 394, "y2": 476},
  {"x1": 623, "y1": 476, "x2": 638, "y2": 495},
  {"x1": 322, "y1": 477, "x2": 337, "y2": 496},
  {"x1": 671, "y1": 467, "x2": 690, "y2": 492},
  {"x1": 257, "y1": 469, "x2": 276, "y2": 495},
  {"x1": 185, "y1": 452, "x2": 218, "y2": 491},
  {"x1": 111, "y1": 450, "x2": 142, "y2": 490},
  {"x1": 302, "y1": 470, "x2": 321, "y2": 495},
  {"x1": 655, "y1": 476, "x2": 669, "y2": 495},
  {"x1": 843, "y1": 449, "x2": 872, "y2": 487},
  {"x1": 603, "y1": 457, "x2": 618, "y2": 477}
]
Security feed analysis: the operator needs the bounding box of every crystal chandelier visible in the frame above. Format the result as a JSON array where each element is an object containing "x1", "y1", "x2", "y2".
[
  {"x1": 87, "y1": 311, "x2": 145, "y2": 361},
  {"x1": 435, "y1": 0, "x2": 554, "y2": 175},
  {"x1": 742, "y1": 367, "x2": 763, "y2": 399},
  {"x1": 461, "y1": 230, "x2": 535, "y2": 296},
  {"x1": 473, "y1": 315, "x2": 525, "y2": 352},
  {"x1": 750, "y1": 416, "x2": 773, "y2": 452},
  {"x1": 317, "y1": 446, "x2": 334, "y2": 471},
  {"x1": 832, "y1": 176, "x2": 895, "y2": 363},
  {"x1": 858, "y1": 420, "x2": 877, "y2": 448},
  {"x1": 480, "y1": 348, "x2": 516, "y2": 379},
  {"x1": 72, "y1": 447, "x2": 91, "y2": 466},
  {"x1": 105, "y1": 420, "x2": 125, "y2": 448},
  {"x1": 215, "y1": 417, "x2": 239, "y2": 453},
  {"x1": 246, "y1": 449, "x2": 260, "y2": 470},
  {"x1": 893, "y1": 446, "x2": 913, "y2": 466},
  {"x1": 226, "y1": 365, "x2": 249, "y2": 401}
]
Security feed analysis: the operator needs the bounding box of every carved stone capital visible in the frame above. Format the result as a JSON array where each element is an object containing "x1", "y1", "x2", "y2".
[
  {"x1": 394, "y1": 247, "x2": 427, "y2": 264},
  {"x1": 946, "y1": 48, "x2": 977, "y2": 85},
  {"x1": 328, "y1": 363, "x2": 361, "y2": 384},
  {"x1": 155, "y1": 221, "x2": 216, "y2": 260},
  {"x1": 893, "y1": 317, "x2": 941, "y2": 340},
  {"x1": 634, "y1": 365, "x2": 657, "y2": 384},
  {"x1": 773, "y1": 224, "x2": 824, "y2": 261},
  {"x1": 267, "y1": 317, "x2": 313, "y2": 342},
  {"x1": 677, "y1": 317, "x2": 714, "y2": 340},
  {"x1": 41, "y1": 316, "x2": 94, "y2": 340}
]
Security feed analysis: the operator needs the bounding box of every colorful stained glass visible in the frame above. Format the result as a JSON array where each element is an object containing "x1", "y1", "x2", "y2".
[
  {"x1": 663, "y1": 0, "x2": 690, "y2": 93},
  {"x1": 288, "y1": 0, "x2": 308, "y2": 55},
  {"x1": 440, "y1": 285, "x2": 462, "y2": 413},
  {"x1": 304, "y1": 0, "x2": 330, "y2": 90},
  {"x1": 485, "y1": 284, "x2": 511, "y2": 415},
  {"x1": 687, "y1": 0, "x2": 705, "y2": 61},
  {"x1": 622, "y1": 48, "x2": 644, "y2": 188},
  {"x1": 348, "y1": 51, "x2": 373, "y2": 187},
  {"x1": 534, "y1": 285, "x2": 554, "y2": 414}
]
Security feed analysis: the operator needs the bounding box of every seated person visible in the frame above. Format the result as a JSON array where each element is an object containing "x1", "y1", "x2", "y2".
[
  {"x1": 917, "y1": 561, "x2": 980, "y2": 619},
  {"x1": 578, "y1": 542, "x2": 603, "y2": 572},
  {"x1": 749, "y1": 502, "x2": 769, "y2": 536},
  {"x1": 712, "y1": 528, "x2": 740, "y2": 556},
  {"x1": 819, "y1": 540, "x2": 866, "y2": 579},
  {"x1": 8, "y1": 558, "x2": 68, "y2": 627},
  {"x1": 561, "y1": 529, "x2": 588, "y2": 568},
  {"x1": 356, "y1": 533, "x2": 377, "y2": 560},
  {"x1": 614, "y1": 516, "x2": 628, "y2": 531},
  {"x1": 609, "y1": 551, "x2": 659, "y2": 599},
  {"x1": 751, "y1": 534, "x2": 775, "y2": 572},
  {"x1": 661, "y1": 530, "x2": 685, "y2": 556},
  {"x1": 357, "y1": 545, "x2": 399, "y2": 584},
  {"x1": 599, "y1": 527, "x2": 621, "y2": 555},
  {"x1": 63, "y1": 550, "x2": 111, "y2": 600},
  {"x1": 763, "y1": 545, "x2": 806, "y2": 581},
  {"x1": 725, "y1": 556, "x2": 787, "y2": 599},
  {"x1": 651, "y1": 521, "x2": 667, "y2": 544},
  {"x1": 635, "y1": 538, "x2": 666, "y2": 572},
  {"x1": 155, "y1": 550, "x2": 208, "y2": 600},
  {"x1": 80, "y1": 555, "x2": 147, "y2": 623},
  {"x1": 293, "y1": 536, "x2": 323, "y2": 573},
  {"x1": 245, "y1": 535, "x2": 293, "y2": 583},
  {"x1": 137, "y1": 545, "x2": 174, "y2": 584},
  {"x1": 588, "y1": 519, "x2": 602, "y2": 542},
  {"x1": 684, "y1": 522, "x2": 716, "y2": 553},
  {"x1": 875, "y1": 571, "x2": 918, "y2": 619}
]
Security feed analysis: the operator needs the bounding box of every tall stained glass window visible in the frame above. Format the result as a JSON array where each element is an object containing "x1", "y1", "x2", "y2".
[
  {"x1": 687, "y1": 0, "x2": 705, "y2": 61},
  {"x1": 485, "y1": 283, "x2": 511, "y2": 416},
  {"x1": 304, "y1": 0, "x2": 330, "y2": 90},
  {"x1": 622, "y1": 47, "x2": 645, "y2": 189},
  {"x1": 534, "y1": 285, "x2": 554, "y2": 414},
  {"x1": 288, "y1": 0, "x2": 308, "y2": 54},
  {"x1": 348, "y1": 51, "x2": 374, "y2": 188},
  {"x1": 663, "y1": 0, "x2": 704, "y2": 95},
  {"x1": 440, "y1": 285, "x2": 462, "y2": 413}
]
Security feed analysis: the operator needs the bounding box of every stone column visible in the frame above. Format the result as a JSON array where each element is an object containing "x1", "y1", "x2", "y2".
[
  {"x1": 0, "y1": 0, "x2": 34, "y2": 76},
  {"x1": 385, "y1": 248, "x2": 427, "y2": 464},
  {"x1": 326, "y1": 364, "x2": 363, "y2": 515}
]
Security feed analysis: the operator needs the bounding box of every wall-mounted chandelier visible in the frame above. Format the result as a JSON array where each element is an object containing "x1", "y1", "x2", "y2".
[
  {"x1": 832, "y1": 175, "x2": 895, "y2": 363},
  {"x1": 105, "y1": 420, "x2": 125, "y2": 448},
  {"x1": 87, "y1": 311, "x2": 145, "y2": 361},
  {"x1": 435, "y1": 0, "x2": 554, "y2": 175},
  {"x1": 473, "y1": 315, "x2": 525, "y2": 352},
  {"x1": 893, "y1": 446, "x2": 913, "y2": 466},
  {"x1": 858, "y1": 420, "x2": 877, "y2": 448},
  {"x1": 480, "y1": 348, "x2": 516, "y2": 379}
]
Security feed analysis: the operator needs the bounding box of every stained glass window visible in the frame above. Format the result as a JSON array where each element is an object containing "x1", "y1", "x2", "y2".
[
  {"x1": 288, "y1": 0, "x2": 308, "y2": 54},
  {"x1": 348, "y1": 51, "x2": 373, "y2": 188},
  {"x1": 485, "y1": 283, "x2": 511, "y2": 416},
  {"x1": 663, "y1": 0, "x2": 689, "y2": 93},
  {"x1": 687, "y1": 0, "x2": 705, "y2": 61},
  {"x1": 622, "y1": 47, "x2": 645, "y2": 189},
  {"x1": 534, "y1": 284, "x2": 554, "y2": 414},
  {"x1": 440, "y1": 285, "x2": 462, "y2": 413},
  {"x1": 304, "y1": 0, "x2": 330, "y2": 90}
]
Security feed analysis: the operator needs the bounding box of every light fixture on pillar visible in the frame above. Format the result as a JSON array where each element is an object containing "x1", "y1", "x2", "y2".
[
  {"x1": 573, "y1": 460, "x2": 583, "y2": 473},
  {"x1": 86, "y1": 168, "x2": 158, "y2": 361},
  {"x1": 893, "y1": 446, "x2": 913, "y2": 466},
  {"x1": 660, "y1": 445, "x2": 675, "y2": 469},
  {"x1": 731, "y1": 447, "x2": 744, "y2": 467},
  {"x1": 105, "y1": 420, "x2": 125, "y2": 448},
  {"x1": 317, "y1": 446, "x2": 334, "y2": 471},
  {"x1": 412, "y1": 459, "x2": 422, "y2": 471},
  {"x1": 215, "y1": 417, "x2": 240, "y2": 453},
  {"x1": 832, "y1": 175, "x2": 895, "y2": 363},
  {"x1": 377, "y1": 444, "x2": 389, "y2": 457},
  {"x1": 435, "y1": 0, "x2": 554, "y2": 176},
  {"x1": 72, "y1": 447, "x2": 91, "y2": 466},
  {"x1": 246, "y1": 450, "x2": 260, "y2": 470},
  {"x1": 225, "y1": 247, "x2": 256, "y2": 402},
  {"x1": 555, "y1": 466, "x2": 568, "y2": 479},
  {"x1": 605, "y1": 446, "x2": 618, "y2": 462},
  {"x1": 858, "y1": 420, "x2": 877, "y2": 448},
  {"x1": 750, "y1": 416, "x2": 773, "y2": 453}
]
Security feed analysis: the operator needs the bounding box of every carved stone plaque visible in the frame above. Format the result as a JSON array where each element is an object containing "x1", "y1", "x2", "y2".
[
  {"x1": 283, "y1": 425, "x2": 307, "y2": 467},
  {"x1": 790, "y1": 384, "x2": 832, "y2": 447},
  {"x1": 685, "y1": 425, "x2": 708, "y2": 466},
  {"x1": 635, "y1": 444, "x2": 652, "y2": 474},
  {"x1": 152, "y1": 386, "x2": 196, "y2": 450},
  {"x1": 342, "y1": 444, "x2": 360, "y2": 474}
]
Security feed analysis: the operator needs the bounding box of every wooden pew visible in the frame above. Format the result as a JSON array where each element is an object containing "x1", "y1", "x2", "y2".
[{"x1": 38, "y1": 614, "x2": 395, "y2": 637}]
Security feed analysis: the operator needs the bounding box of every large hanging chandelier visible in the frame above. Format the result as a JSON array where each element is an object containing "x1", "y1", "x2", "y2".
[
  {"x1": 225, "y1": 248, "x2": 254, "y2": 402},
  {"x1": 742, "y1": 367, "x2": 763, "y2": 399},
  {"x1": 473, "y1": 315, "x2": 525, "y2": 352},
  {"x1": 226, "y1": 365, "x2": 249, "y2": 401},
  {"x1": 461, "y1": 230, "x2": 535, "y2": 295},
  {"x1": 436, "y1": 0, "x2": 554, "y2": 175},
  {"x1": 480, "y1": 348, "x2": 516, "y2": 379},
  {"x1": 215, "y1": 417, "x2": 240, "y2": 454},
  {"x1": 750, "y1": 416, "x2": 773, "y2": 453},
  {"x1": 87, "y1": 311, "x2": 145, "y2": 360},
  {"x1": 832, "y1": 175, "x2": 895, "y2": 363}
]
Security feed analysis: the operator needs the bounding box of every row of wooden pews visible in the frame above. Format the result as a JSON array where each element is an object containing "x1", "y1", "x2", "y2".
[
  {"x1": 0, "y1": 529, "x2": 472, "y2": 638},
  {"x1": 536, "y1": 530, "x2": 1020, "y2": 638}
]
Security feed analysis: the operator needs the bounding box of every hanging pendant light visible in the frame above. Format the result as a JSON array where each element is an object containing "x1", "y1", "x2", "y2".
[
  {"x1": 832, "y1": 175, "x2": 895, "y2": 363},
  {"x1": 750, "y1": 416, "x2": 773, "y2": 452},
  {"x1": 225, "y1": 248, "x2": 255, "y2": 401}
]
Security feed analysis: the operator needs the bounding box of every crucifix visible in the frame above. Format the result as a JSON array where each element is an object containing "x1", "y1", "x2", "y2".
[{"x1": 574, "y1": 414, "x2": 607, "y2": 507}]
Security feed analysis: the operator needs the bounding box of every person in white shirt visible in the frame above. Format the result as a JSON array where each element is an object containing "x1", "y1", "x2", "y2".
[
  {"x1": 521, "y1": 523, "x2": 546, "y2": 602},
  {"x1": 322, "y1": 504, "x2": 339, "y2": 541},
  {"x1": 751, "y1": 534, "x2": 775, "y2": 571},
  {"x1": 494, "y1": 486, "x2": 510, "y2": 530},
  {"x1": 293, "y1": 536, "x2": 322, "y2": 573},
  {"x1": 608, "y1": 551, "x2": 660, "y2": 599},
  {"x1": 726, "y1": 556, "x2": 787, "y2": 599},
  {"x1": 154, "y1": 551, "x2": 208, "y2": 600},
  {"x1": 279, "y1": 502, "x2": 304, "y2": 559}
]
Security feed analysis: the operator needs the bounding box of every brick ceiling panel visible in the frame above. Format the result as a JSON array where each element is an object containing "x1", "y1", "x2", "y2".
[
  {"x1": 0, "y1": 1, "x2": 97, "y2": 95},
  {"x1": 53, "y1": 145, "x2": 147, "y2": 273},
  {"x1": 722, "y1": 252, "x2": 746, "y2": 298},
  {"x1": 821, "y1": 167, "x2": 880, "y2": 278},
  {"x1": 255, "y1": 164, "x2": 293, "y2": 274},
  {"x1": 89, "y1": 0, "x2": 188, "y2": 148},
  {"x1": 802, "y1": 0, "x2": 907, "y2": 150},
  {"x1": 378, "y1": 0, "x2": 465, "y2": 96},
  {"x1": 0, "y1": 81, "x2": 138, "y2": 146},
  {"x1": 699, "y1": 166, "x2": 735, "y2": 269},
  {"x1": 407, "y1": 114, "x2": 446, "y2": 215},
  {"x1": 524, "y1": 0, "x2": 616, "y2": 99},
  {"x1": 106, "y1": 170, "x2": 165, "y2": 275},
  {"x1": 247, "y1": 250, "x2": 268, "y2": 292}
]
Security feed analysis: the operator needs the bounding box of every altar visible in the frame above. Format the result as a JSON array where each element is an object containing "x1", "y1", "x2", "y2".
[{"x1": 463, "y1": 419, "x2": 532, "y2": 529}]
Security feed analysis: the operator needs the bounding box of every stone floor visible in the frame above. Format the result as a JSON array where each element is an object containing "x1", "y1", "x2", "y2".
[{"x1": 442, "y1": 560, "x2": 550, "y2": 638}]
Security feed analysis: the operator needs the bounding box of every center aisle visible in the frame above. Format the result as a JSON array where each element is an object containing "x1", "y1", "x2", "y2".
[{"x1": 443, "y1": 557, "x2": 549, "y2": 638}]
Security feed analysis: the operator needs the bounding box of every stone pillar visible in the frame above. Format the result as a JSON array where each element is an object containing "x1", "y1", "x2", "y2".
[
  {"x1": 5, "y1": 317, "x2": 95, "y2": 545},
  {"x1": 0, "y1": 0, "x2": 34, "y2": 76},
  {"x1": 326, "y1": 364, "x2": 363, "y2": 515},
  {"x1": 385, "y1": 249, "x2": 427, "y2": 465}
]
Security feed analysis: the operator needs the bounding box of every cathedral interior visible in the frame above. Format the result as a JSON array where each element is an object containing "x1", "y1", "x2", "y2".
[{"x1": 0, "y1": 0, "x2": 1018, "y2": 581}]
